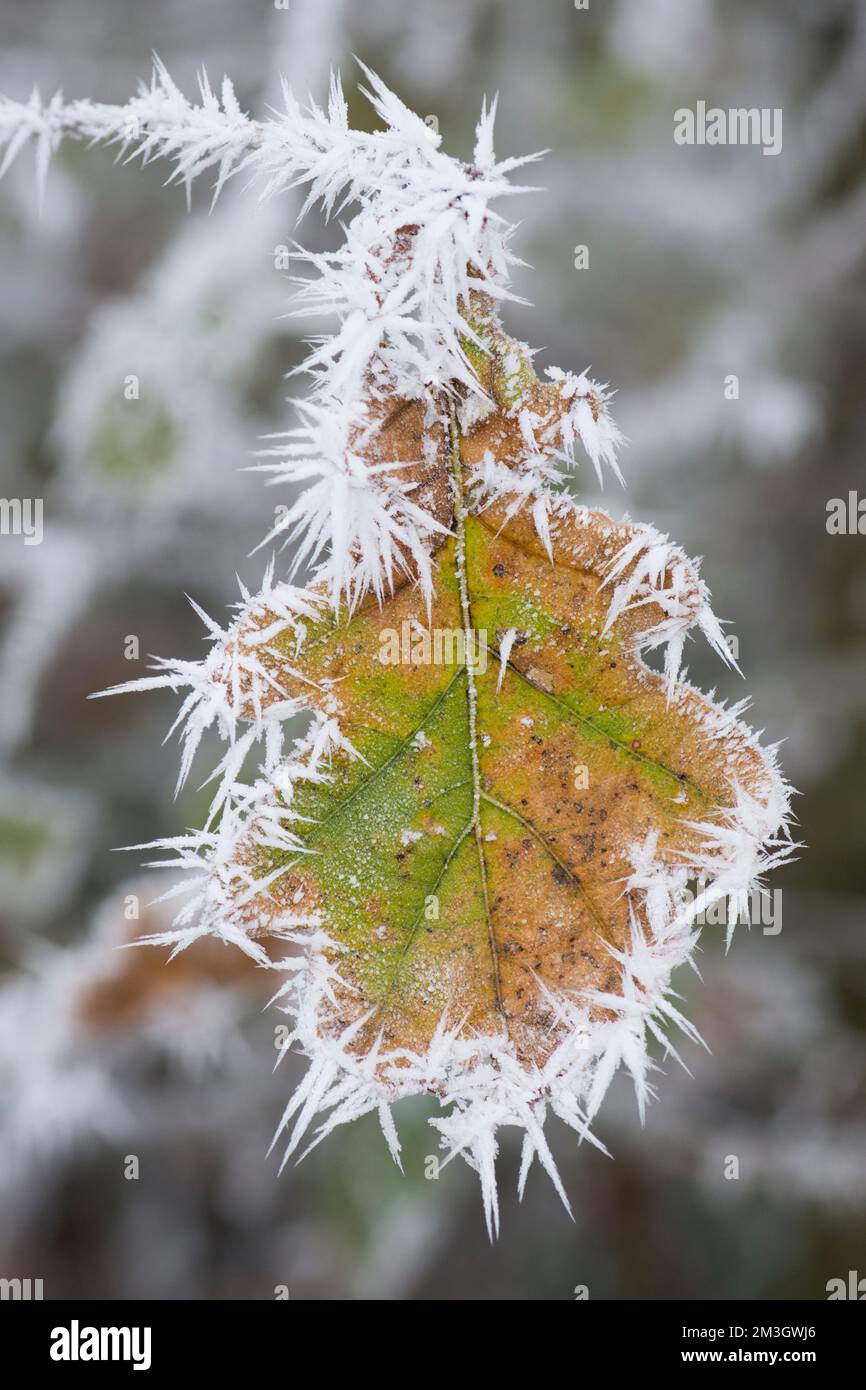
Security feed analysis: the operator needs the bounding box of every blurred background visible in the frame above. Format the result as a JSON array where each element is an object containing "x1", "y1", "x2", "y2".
[{"x1": 0, "y1": 0, "x2": 864, "y2": 1301}]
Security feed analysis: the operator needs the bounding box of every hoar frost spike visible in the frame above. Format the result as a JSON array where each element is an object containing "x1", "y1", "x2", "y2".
[{"x1": 0, "y1": 61, "x2": 796, "y2": 1234}]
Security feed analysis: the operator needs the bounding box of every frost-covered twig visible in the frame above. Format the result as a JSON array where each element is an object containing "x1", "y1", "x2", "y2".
[{"x1": 2, "y1": 61, "x2": 617, "y2": 612}]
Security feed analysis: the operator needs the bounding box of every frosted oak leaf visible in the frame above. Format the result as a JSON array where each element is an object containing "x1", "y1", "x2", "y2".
[{"x1": 133, "y1": 342, "x2": 791, "y2": 1236}]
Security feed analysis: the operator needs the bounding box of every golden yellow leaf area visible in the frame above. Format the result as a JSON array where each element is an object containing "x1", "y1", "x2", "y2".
[{"x1": 223, "y1": 480, "x2": 776, "y2": 1081}]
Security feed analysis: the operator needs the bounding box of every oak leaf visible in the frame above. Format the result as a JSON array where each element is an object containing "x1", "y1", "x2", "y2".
[{"x1": 133, "y1": 340, "x2": 790, "y2": 1231}]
